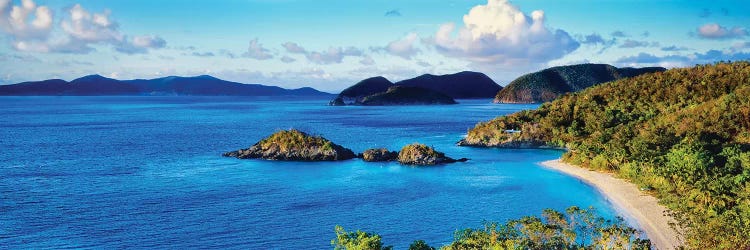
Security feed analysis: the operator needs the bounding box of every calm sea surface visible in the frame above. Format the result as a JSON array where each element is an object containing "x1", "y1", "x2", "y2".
[{"x1": 0, "y1": 96, "x2": 619, "y2": 249}]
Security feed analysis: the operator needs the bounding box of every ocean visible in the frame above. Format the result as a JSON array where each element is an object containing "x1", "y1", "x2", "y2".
[{"x1": 0, "y1": 96, "x2": 618, "y2": 249}]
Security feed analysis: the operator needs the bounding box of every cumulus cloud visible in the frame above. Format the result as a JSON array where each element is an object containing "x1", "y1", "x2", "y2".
[
  {"x1": 0, "y1": 1, "x2": 167, "y2": 54},
  {"x1": 115, "y1": 35, "x2": 166, "y2": 54},
  {"x1": 428, "y1": 0, "x2": 579, "y2": 65},
  {"x1": 191, "y1": 51, "x2": 215, "y2": 57},
  {"x1": 619, "y1": 39, "x2": 658, "y2": 48},
  {"x1": 282, "y1": 42, "x2": 306, "y2": 54},
  {"x1": 733, "y1": 41, "x2": 750, "y2": 50},
  {"x1": 384, "y1": 9, "x2": 401, "y2": 17},
  {"x1": 616, "y1": 50, "x2": 750, "y2": 67},
  {"x1": 359, "y1": 56, "x2": 374, "y2": 65},
  {"x1": 306, "y1": 46, "x2": 362, "y2": 64},
  {"x1": 373, "y1": 33, "x2": 420, "y2": 59},
  {"x1": 281, "y1": 41, "x2": 365, "y2": 64},
  {"x1": 0, "y1": 0, "x2": 53, "y2": 39},
  {"x1": 661, "y1": 45, "x2": 689, "y2": 52},
  {"x1": 243, "y1": 38, "x2": 273, "y2": 60},
  {"x1": 697, "y1": 23, "x2": 747, "y2": 39},
  {"x1": 611, "y1": 31, "x2": 628, "y2": 37},
  {"x1": 580, "y1": 33, "x2": 607, "y2": 45},
  {"x1": 280, "y1": 55, "x2": 296, "y2": 63}
]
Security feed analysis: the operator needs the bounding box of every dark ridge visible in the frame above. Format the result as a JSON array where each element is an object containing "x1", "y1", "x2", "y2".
[
  {"x1": 0, "y1": 75, "x2": 330, "y2": 96},
  {"x1": 396, "y1": 71, "x2": 501, "y2": 99},
  {"x1": 494, "y1": 64, "x2": 666, "y2": 103}
]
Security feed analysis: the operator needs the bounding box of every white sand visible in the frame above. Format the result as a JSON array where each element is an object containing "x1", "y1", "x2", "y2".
[{"x1": 540, "y1": 159, "x2": 682, "y2": 250}]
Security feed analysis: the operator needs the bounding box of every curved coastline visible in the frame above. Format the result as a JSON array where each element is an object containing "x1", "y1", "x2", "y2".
[{"x1": 540, "y1": 159, "x2": 682, "y2": 250}]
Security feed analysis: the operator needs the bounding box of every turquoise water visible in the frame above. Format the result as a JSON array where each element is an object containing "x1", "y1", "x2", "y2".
[{"x1": 0, "y1": 96, "x2": 618, "y2": 249}]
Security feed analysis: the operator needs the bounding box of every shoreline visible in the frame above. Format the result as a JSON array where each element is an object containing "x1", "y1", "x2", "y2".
[{"x1": 540, "y1": 159, "x2": 681, "y2": 250}]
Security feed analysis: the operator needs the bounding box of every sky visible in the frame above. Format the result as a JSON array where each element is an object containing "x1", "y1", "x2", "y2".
[{"x1": 0, "y1": 0, "x2": 749, "y2": 92}]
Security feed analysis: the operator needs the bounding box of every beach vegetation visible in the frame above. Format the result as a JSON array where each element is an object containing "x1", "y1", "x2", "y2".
[{"x1": 462, "y1": 61, "x2": 750, "y2": 248}]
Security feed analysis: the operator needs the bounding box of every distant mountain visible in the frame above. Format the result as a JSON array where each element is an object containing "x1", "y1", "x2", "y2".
[
  {"x1": 357, "y1": 86, "x2": 457, "y2": 106},
  {"x1": 494, "y1": 64, "x2": 666, "y2": 103},
  {"x1": 396, "y1": 71, "x2": 501, "y2": 99},
  {"x1": 329, "y1": 71, "x2": 501, "y2": 106},
  {"x1": 0, "y1": 75, "x2": 330, "y2": 96}
]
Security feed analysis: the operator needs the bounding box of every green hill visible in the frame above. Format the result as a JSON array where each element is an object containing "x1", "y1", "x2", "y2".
[
  {"x1": 494, "y1": 64, "x2": 665, "y2": 103},
  {"x1": 460, "y1": 62, "x2": 750, "y2": 248}
]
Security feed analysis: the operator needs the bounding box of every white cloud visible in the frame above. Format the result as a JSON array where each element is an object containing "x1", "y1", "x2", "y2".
[
  {"x1": 61, "y1": 5, "x2": 121, "y2": 43},
  {"x1": 615, "y1": 50, "x2": 750, "y2": 68},
  {"x1": 0, "y1": 0, "x2": 53, "y2": 39},
  {"x1": 429, "y1": 0, "x2": 579, "y2": 66},
  {"x1": 380, "y1": 33, "x2": 420, "y2": 59},
  {"x1": 359, "y1": 55, "x2": 374, "y2": 65},
  {"x1": 619, "y1": 39, "x2": 658, "y2": 48},
  {"x1": 0, "y1": 1, "x2": 166, "y2": 54},
  {"x1": 280, "y1": 55, "x2": 296, "y2": 63},
  {"x1": 281, "y1": 41, "x2": 370, "y2": 64},
  {"x1": 305, "y1": 46, "x2": 362, "y2": 64},
  {"x1": 115, "y1": 35, "x2": 166, "y2": 54},
  {"x1": 697, "y1": 23, "x2": 747, "y2": 39},
  {"x1": 243, "y1": 38, "x2": 273, "y2": 60},
  {"x1": 282, "y1": 42, "x2": 306, "y2": 54}
]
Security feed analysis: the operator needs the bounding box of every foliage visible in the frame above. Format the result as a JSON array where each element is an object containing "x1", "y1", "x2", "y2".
[
  {"x1": 408, "y1": 240, "x2": 435, "y2": 250},
  {"x1": 332, "y1": 225, "x2": 393, "y2": 250},
  {"x1": 465, "y1": 61, "x2": 750, "y2": 248},
  {"x1": 335, "y1": 207, "x2": 650, "y2": 250}
]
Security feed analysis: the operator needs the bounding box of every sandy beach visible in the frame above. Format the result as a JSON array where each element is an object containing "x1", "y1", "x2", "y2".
[{"x1": 540, "y1": 159, "x2": 682, "y2": 250}]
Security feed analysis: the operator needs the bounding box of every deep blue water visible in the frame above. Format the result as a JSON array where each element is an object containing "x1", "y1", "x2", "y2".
[{"x1": 0, "y1": 96, "x2": 619, "y2": 249}]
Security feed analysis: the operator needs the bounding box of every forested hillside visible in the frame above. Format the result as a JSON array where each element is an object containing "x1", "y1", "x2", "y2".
[{"x1": 461, "y1": 62, "x2": 750, "y2": 248}]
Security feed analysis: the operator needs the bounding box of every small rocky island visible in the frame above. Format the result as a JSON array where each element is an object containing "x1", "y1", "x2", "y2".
[
  {"x1": 360, "y1": 148, "x2": 399, "y2": 162},
  {"x1": 224, "y1": 130, "x2": 466, "y2": 165},
  {"x1": 396, "y1": 143, "x2": 468, "y2": 165},
  {"x1": 223, "y1": 129, "x2": 356, "y2": 161}
]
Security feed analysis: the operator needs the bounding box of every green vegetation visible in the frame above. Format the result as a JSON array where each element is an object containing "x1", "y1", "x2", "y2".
[
  {"x1": 334, "y1": 207, "x2": 649, "y2": 250},
  {"x1": 494, "y1": 63, "x2": 665, "y2": 103},
  {"x1": 398, "y1": 143, "x2": 458, "y2": 165},
  {"x1": 223, "y1": 129, "x2": 356, "y2": 161},
  {"x1": 332, "y1": 225, "x2": 393, "y2": 250},
  {"x1": 463, "y1": 62, "x2": 750, "y2": 248},
  {"x1": 361, "y1": 148, "x2": 399, "y2": 162}
]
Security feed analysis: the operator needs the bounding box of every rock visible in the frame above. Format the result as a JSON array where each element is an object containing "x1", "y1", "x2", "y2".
[
  {"x1": 360, "y1": 148, "x2": 399, "y2": 162},
  {"x1": 397, "y1": 143, "x2": 467, "y2": 166},
  {"x1": 358, "y1": 86, "x2": 457, "y2": 106},
  {"x1": 223, "y1": 129, "x2": 356, "y2": 161},
  {"x1": 329, "y1": 97, "x2": 345, "y2": 106}
]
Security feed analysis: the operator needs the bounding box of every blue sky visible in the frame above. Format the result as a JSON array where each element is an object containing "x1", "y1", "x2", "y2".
[{"x1": 1, "y1": 0, "x2": 749, "y2": 92}]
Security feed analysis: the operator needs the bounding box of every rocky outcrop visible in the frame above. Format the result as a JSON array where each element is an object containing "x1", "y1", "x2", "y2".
[
  {"x1": 358, "y1": 86, "x2": 457, "y2": 106},
  {"x1": 223, "y1": 129, "x2": 356, "y2": 161},
  {"x1": 360, "y1": 148, "x2": 399, "y2": 162},
  {"x1": 397, "y1": 143, "x2": 467, "y2": 166},
  {"x1": 494, "y1": 64, "x2": 666, "y2": 103}
]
